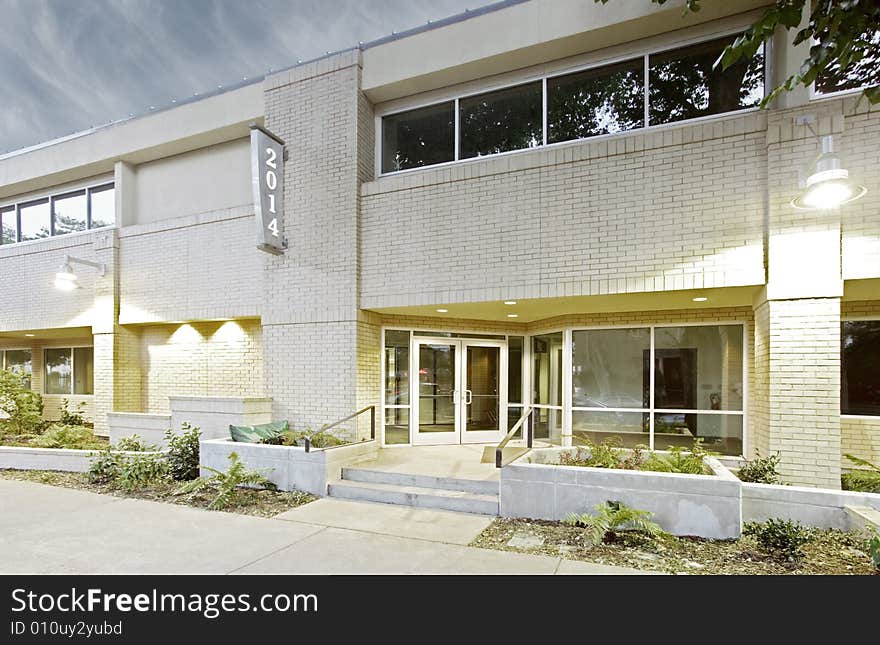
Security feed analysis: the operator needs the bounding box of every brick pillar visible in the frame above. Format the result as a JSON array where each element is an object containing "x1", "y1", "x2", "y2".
[{"x1": 757, "y1": 101, "x2": 846, "y2": 488}]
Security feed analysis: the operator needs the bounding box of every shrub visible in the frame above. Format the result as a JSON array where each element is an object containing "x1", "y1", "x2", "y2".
[
  {"x1": 868, "y1": 531, "x2": 880, "y2": 574},
  {"x1": 744, "y1": 518, "x2": 811, "y2": 560},
  {"x1": 165, "y1": 422, "x2": 201, "y2": 481},
  {"x1": 841, "y1": 455, "x2": 880, "y2": 493},
  {"x1": 737, "y1": 451, "x2": 783, "y2": 484},
  {"x1": 176, "y1": 452, "x2": 276, "y2": 510},
  {"x1": 563, "y1": 500, "x2": 667, "y2": 545},
  {"x1": 115, "y1": 434, "x2": 155, "y2": 452},
  {"x1": 88, "y1": 450, "x2": 121, "y2": 484},
  {"x1": 642, "y1": 439, "x2": 715, "y2": 475},
  {"x1": 116, "y1": 452, "x2": 167, "y2": 490},
  {"x1": 0, "y1": 369, "x2": 43, "y2": 435},
  {"x1": 32, "y1": 424, "x2": 106, "y2": 450},
  {"x1": 59, "y1": 399, "x2": 88, "y2": 426},
  {"x1": 87, "y1": 448, "x2": 166, "y2": 489},
  {"x1": 562, "y1": 436, "x2": 626, "y2": 468}
]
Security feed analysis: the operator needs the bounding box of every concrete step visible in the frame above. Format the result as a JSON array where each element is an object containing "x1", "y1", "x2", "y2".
[
  {"x1": 327, "y1": 479, "x2": 499, "y2": 516},
  {"x1": 341, "y1": 467, "x2": 499, "y2": 496}
]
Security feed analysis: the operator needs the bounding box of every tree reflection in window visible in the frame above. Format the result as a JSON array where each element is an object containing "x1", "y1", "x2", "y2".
[
  {"x1": 842, "y1": 321, "x2": 880, "y2": 416},
  {"x1": 459, "y1": 81, "x2": 543, "y2": 158},
  {"x1": 548, "y1": 58, "x2": 644, "y2": 143},
  {"x1": 816, "y1": 30, "x2": 880, "y2": 96},
  {"x1": 649, "y1": 35, "x2": 764, "y2": 126}
]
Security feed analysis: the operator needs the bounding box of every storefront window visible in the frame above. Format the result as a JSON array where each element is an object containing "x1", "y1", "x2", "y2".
[
  {"x1": 44, "y1": 347, "x2": 94, "y2": 395},
  {"x1": 532, "y1": 332, "x2": 563, "y2": 441},
  {"x1": 842, "y1": 321, "x2": 880, "y2": 416},
  {"x1": 3, "y1": 349, "x2": 32, "y2": 389}
]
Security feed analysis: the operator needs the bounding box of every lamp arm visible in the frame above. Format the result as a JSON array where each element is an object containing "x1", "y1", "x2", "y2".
[{"x1": 64, "y1": 254, "x2": 106, "y2": 277}]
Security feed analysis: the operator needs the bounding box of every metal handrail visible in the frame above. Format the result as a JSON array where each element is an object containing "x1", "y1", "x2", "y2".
[
  {"x1": 304, "y1": 405, "x2": 376, "y2": 452},
  {"x1": 495, "y1": 407, "x2": 533, "y2": 468}
]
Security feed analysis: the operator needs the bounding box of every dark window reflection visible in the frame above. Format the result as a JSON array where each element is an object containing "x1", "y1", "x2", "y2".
[
  {"x1": 382, "y1": 102, "x2": 455, "y2": 173},
  {"x1": 649, "y1": 35, "x2": 764, "y2": 126},
  {"x1": 548, "y1": 58, "x2": 644, "y2": 143},
  {"x1": 842, "y1": 321, "x2": 880, "y2": 415},
  {"x1": 459, "y1": 81, "x2": 542, "y2": 158}
]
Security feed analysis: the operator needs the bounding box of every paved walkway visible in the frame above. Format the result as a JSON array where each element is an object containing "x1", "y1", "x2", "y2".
[{"x1": 0, "y1": 480, "x2": 646, "y2": 575}]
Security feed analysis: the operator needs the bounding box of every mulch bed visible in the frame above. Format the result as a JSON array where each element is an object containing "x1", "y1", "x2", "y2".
[
  {"x1": 471, "y1": 517, "x2": 877, "y2": 575},
  {"x1": 0, "y1": 469, "x2": 315, "y2": 518}
]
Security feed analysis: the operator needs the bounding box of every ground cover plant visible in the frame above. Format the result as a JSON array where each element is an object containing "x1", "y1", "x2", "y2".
[
  {"x1": 560, "y1": 436, "x2": 714, "y2": 475},
  {"x1": 841, "y1": 455, "x2": 880, "y2": 493},
  {"x1": 472, "y1": 516, "x2": 876, "y2": 575}
]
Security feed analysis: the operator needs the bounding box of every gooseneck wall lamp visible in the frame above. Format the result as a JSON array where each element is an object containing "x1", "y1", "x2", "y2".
[
  {"x1": 54, "y1": 254, "x2": 105, "y2": 291},
  {"x1": 791, "y1": 117, "x2": 867, "y2": 210}
]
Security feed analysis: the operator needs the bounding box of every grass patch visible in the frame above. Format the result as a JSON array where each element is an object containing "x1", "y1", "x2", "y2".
[
  {"x1": 0, "y1": 468, "x2": 315, "y2": 518},
  {"x1": 471, "y1": 517, "x2": 877, "y2": 575}
]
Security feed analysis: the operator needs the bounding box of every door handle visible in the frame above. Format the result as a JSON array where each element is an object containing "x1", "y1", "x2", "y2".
[{"x1": 465, "y1": 390, "x2": 473, "y2": 405}]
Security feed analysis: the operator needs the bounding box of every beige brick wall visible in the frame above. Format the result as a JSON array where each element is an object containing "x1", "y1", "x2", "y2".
[
  {"x1": 118, "y1": 207, "x2": 262, "y2": 324},
  {"x1": 360, "y1": 111, "x2": 767, "y2": 309},
  {"x1": 841, "y1": 299, "x2": 880, "y2": 467},
  {"x1": 136, "y1": 319, "x2": 264, "y2": 414}
]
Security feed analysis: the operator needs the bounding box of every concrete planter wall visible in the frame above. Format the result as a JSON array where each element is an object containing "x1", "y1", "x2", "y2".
[
  {"x1": 107, "y1": 396, "x2": 273, "y2": 447},
  {"x1": 169, "y1": 396, "x2": 272, "y2": 440},
  {"x1": 0, "y1": 446, "x2": 162, "y2": 473},
  {"x1": 200, "y1": 438, "x2": 378, "y2": 496},
  {"x1": 107, "y1": 413, "x2": 172, "y2": 447},
  {"x1": 742, "y1": 482, "x2": 880, "y2": 530},
  {"x1": 500, "y1": 447, "x2": 742, "y2": 539}
]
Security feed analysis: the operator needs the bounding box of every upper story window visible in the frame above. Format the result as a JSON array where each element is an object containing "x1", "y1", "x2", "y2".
[
  {"x1": 842, "y1": 320, "x2": 880, "y2": 416},
  {"x1": 0, "y1": 182, "x2": 115, "y2": 247},
  {"x1": 648, "y1": 35, "x2": 764, "y2": 126},
  {"x1": 459, "y1": 81, "x2": 542, "y2": 159},
  {"x1": 815, "y1": 30, "x2": 879, "y2": 97},
  {"x1": 379, "y1": 32, "x2": 765, "y2": 175}
]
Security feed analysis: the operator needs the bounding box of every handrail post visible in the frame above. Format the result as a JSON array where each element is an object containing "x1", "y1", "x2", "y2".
[
  {"x1": 370, "y1": 405, "x2": 375, "y2": 441},
  {"x1": 527, "y1": 411, "x2": 533, "y2": 448},
  {"x1": 304, "y1": 436, "x2": 311, "y2": 453}
]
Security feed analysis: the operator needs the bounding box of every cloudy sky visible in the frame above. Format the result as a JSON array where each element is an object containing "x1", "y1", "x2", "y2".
[{"x1": 0, "y1": 0, "x2": 479, "y2": 154}]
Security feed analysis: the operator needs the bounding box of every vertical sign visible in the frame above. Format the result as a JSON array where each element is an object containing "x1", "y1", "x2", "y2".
[{"x1": 250, "y1": 125, "x2": 287, "y2": 254}]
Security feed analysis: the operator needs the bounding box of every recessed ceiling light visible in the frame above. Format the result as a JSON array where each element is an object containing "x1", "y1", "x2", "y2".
[
  {"x1": 436, "y1": 308, "x2": 448, "y2": 313},
  {"x1": 692, "y1": 297, "x2": 708, "y2": 302},
  {"x1": 507, "y1": 314, "x2": 519, "y2": 318},
  {"x1": 24, "y1": 333, "x2": 35, "y2": 337},
  {"x1": 503, "y1": 300, "x2": 517, "y2": 305}
]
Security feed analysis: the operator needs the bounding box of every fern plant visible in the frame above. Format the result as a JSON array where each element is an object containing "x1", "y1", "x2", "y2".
[
  {"x1": 563, "y1": 501, "x2": 667, "y2": 544},
  {"x1": 841, "y1": 454, "x2": 880, "y2": 493},
  {"x1": 176, "y1": 452, "x2": 276, "y2": 510},
  {"x1": 643, "y1": 438, "x2": 715, "y2": 474}
]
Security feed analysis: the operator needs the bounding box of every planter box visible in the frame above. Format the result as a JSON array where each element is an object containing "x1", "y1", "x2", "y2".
[
  {"x1": 0, "y1": 446, "x2": 162, "y2": 473},
  {"x1": 169, "y1": 397, "x2": 273, "y2": 440},
  {"x1": 500, "y1": 447, "x2": 742, "y2": 539},
  {"x1": 107, "y1": 412, "x2": 172, "y2": 447},
  {"x1": 199, "y1": 438, "x2": 378, "y2": 496},
  {"x1": 742, "y1": 482, "x2": 880, "y2": 530}
]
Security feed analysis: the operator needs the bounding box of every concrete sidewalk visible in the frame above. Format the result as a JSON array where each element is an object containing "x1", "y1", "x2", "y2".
[{"x1": 0, "y1": 480, "x2": 645, "y2": 575}]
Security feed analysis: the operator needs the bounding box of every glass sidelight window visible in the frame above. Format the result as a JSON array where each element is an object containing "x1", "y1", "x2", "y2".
[
  {"x1": 532, "y1": 332, "x2": 564, "y2": 442},
  {"x1": 384, "y1": 330, "x2": 411, "y2": 444},
  {"x1": 44, "y1": 347, "x2": 94, "y2": 395},
  {"x1": 571, "y1": 324, "x2": 745, "y2": 455}
]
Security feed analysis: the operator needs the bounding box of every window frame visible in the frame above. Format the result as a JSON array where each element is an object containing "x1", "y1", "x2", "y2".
[
  {"x1": 375, "y1": 25, "x2": 764, "y2": 178},
  {"x1": 841, "y1": 317, "x2": 880, "y2": 418},
  {"x1": 0, "y1": 180, "x2": 115, "y2": 247},
  {"x1": 569, "y1": 322, "x2": 748, "y2": 454},
  {"x1": 42, "y1": 344, "x2": 95, "y2": 396}
]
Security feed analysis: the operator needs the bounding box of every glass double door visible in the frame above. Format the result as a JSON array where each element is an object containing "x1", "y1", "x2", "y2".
[{"x1": 413, "y1": 338, "x2": 507, "y2": 445}]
